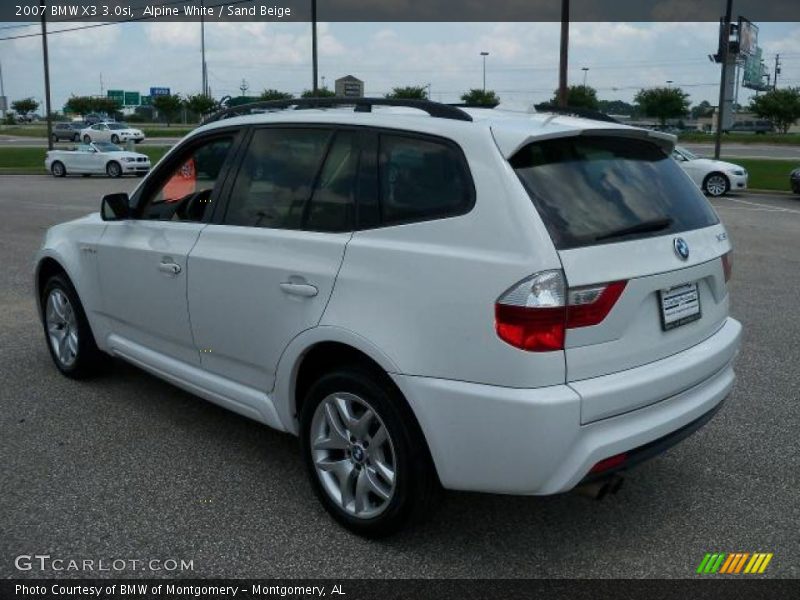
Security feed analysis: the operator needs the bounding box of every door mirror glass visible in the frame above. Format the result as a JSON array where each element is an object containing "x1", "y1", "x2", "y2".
[{"x1": 102, "y1": 193, "x2": 131, "y2": 221}]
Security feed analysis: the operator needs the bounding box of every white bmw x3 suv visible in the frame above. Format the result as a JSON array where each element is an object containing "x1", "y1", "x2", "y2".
[{"x1": 35, "y1": 99, "x2": 741, "y2": 536}]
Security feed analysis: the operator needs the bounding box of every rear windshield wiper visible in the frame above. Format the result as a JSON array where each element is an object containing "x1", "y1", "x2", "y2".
[{"x1": 593, "y1": 217, "x2": 673, "y2": 242}]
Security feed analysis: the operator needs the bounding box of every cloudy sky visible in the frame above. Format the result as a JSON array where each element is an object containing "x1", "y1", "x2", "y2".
[{"x1": 1, "y1": 21, "x2": 799, "y2": 111}]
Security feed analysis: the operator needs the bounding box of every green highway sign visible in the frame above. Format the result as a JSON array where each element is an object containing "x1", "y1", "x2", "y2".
[
  {"x1": 124, "y1": 91, "x2": 141, "y2": 106},
  {"x1": 107, "y1": 90, "x2": 124, "y2": 104}
]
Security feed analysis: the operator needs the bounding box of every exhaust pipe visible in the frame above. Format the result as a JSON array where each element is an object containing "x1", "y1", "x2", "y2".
[{"x1": 574, "y1": 474, "x2": 624, "y2": 500}]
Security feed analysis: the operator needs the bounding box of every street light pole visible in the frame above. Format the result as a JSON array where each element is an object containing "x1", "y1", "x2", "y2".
[
  {"x1": 581, "y1": 67, "x2": 589, "y2": 87},
  {"x1": 0, "y1": 61, "x2": 6, "y2": 120},
  {"x1": 40, "y1": 0, "x2": 53, "y2": 150},
  {"x1": 480, "y1": 52, "x2": 489, "y2": 92},
  {"x1": 558, "y1": 0, "x2": 570, "y2": 108},
  {"x1": 714, "y1": 0, "x2": 734, "y2": 160},
  {"x1": 311, "y1": 0, "x2": 318, "y2": 93}
]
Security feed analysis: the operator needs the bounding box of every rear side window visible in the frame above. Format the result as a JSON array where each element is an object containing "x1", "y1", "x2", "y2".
[
  {"x1": 378, "y1": 134, "x2": 473, "y2": 225},
  {"x1": 510, "y1": 136, "x2": 719, "y2": 249}
]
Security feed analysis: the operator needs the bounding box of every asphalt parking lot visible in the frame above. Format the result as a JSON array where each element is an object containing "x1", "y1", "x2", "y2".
[{"x1": 1, "y1": 175, "x2": 798, "y2": 579}]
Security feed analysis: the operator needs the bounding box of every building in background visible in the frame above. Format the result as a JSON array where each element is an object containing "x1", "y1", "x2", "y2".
[{"x1": 335, "y1": 75, "x2": 364, "y2": 98}]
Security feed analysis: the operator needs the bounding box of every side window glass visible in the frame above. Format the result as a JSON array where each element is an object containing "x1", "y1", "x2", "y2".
[
  {"x1": 305, "y1": 131, "x2": 359, "y2": 232},
  {"x1": 138, "y1": 137, "x2": 234, "y2": 222},
  {"x1": 224, "y1": 128, "x2": 332, "y2": 229},
  {"x1": 378, "y1": 134, "x2": 472, "y2": 225}
]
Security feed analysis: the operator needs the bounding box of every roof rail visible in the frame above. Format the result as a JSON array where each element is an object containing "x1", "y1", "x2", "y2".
[
  {"x1": 533, "y1": 104, "x2": 620, "y2": 124},
  {"x1": 203, "y1": 97, "x2": 473, "y2": 125}
]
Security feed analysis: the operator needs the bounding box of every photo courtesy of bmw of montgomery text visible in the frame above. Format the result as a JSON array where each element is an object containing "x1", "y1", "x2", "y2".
[{"x1": 35, "y1": 98, "x2": 741, "y2": 536}]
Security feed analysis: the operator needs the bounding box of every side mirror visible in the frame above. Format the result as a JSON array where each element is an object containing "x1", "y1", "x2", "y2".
[{"x1": 101, "y1": 193, "x2": 131, "y2": 221}]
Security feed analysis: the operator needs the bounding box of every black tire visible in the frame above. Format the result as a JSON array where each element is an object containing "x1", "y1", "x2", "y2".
[
  {"x1": 703, "y1": 172, "x2": 730, "y2": 197},
  {"x1": 72, "y1": 133, "x2": 80, "y2": 142},
  {"x1": 111, "y1": 134, "x2": 120, "y2": 144},
  {"x1": 83, "y1": 135, "x2": 91, "y2": 144},
  {"x1": 51, "y1": 133, "x2": 58, "y2": 143},
  {"x1": 106, "y1": 161, "x2": 122, "y2": 178},
  {"x1": 51, "y1": 161, "x2": 66, "y2": 178},
  {"x1": 300, "y1": 365, "x2": 439, "y2": 537},
  {"x1": 41, "y1": 273, "x2": 109, "y2": 379}
]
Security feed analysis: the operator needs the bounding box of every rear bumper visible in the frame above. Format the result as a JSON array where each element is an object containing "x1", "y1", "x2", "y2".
[{"x1": 392, "y1": 317, "x2": 741, "y2": 495}]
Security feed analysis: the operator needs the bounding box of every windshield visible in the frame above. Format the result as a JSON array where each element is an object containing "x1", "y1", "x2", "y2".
[
  {"x1": 94, "y1": 142, "x2": 122, "y2": 152},
  {"x1": 676, "y1": 146, "x2": 698, "y2": 160},
  {"x1": 510, "y1": 136, "x2": 719, "y2": 249}
]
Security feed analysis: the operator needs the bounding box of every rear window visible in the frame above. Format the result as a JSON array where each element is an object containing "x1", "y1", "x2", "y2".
[{"x1": 510, "y1": 136, "x2": 719, "y2": 249}]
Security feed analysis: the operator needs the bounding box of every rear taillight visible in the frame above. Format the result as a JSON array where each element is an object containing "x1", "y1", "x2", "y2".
[
  {"x1": 721, "y1": 252, "x2": 733, "y2": 283},
  {"x1": 495, "y1": 270, "x2": 627, "y2": 352}
]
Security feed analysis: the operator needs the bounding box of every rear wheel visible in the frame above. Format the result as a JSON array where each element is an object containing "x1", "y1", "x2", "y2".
[
  {"x1": 51, "y1": 161, "x2": 66, "y2": 177},
  {"x1": 72, "y1": 133, "x2": 80, "y2": 142},
  {"x1": 106, "y1": 161, "x2": 122, "y2": 178},
  {"x1": 300, "y1": 365, "x2": 439, "y2": 537},
  {"x1": 703, "y1": 172, "x2": 729, "y2": 197},
  {"x1": 41, "y1": 273, "x2": 108, "y2": 379},
  {"x1": 83, "y1": 135, "x2": 91, "y2": 144},
  {"x1": 110, "y1": 134, "x2": 120, "y2": 144},
  {"x1": 51, "y1": 133, "x2": 58, "y2": 143}
]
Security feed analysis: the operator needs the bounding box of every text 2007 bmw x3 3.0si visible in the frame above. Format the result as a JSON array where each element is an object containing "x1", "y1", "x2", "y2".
[{"x1": 35, "y1": 99, "x2": 741, "y2": 536}]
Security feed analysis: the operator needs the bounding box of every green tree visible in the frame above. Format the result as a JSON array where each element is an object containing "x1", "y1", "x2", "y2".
[
  {"x1": 91, "y1": 97, "x2": 122, "y2": 116},
  {"x1": 259, "y1": 89, "x2": 294, "y2": 101},
  {"x1": 749, "y1": 88, "x2": 800, "y2": 133},
  {"x1": 597, "y1": 99, "x2": 639, "y2": 117},
  {"x1": 385, "y1": 86, "x2": 428, "y2": 100},
  {"x1": 690, "y1": 100, "x2": 714, "y2": 120},
  {"x1": 550, "y1": 85, "x2": 599, "y2": 110},
  {"x1": 152, "y1": 94, "x2": 184, "y2": 126},
  {"x1": 185, "y1": 93, "x2": 218, "y2": 118},
  {"x1": 460, "y1": 88, "x2": 500, "y2": 107},
  {"x1": 301, "y1": 87, "x2": 336, "y2": 98},
  {"x1": 634, "y1": 87, "x2": 690, "y2": 126},
  {"x1": 64, "y1": 95, "x2": 94, "y2": 116},
  {"x1": 11, "y1": 98, "x2": 39, "y2": 117}
]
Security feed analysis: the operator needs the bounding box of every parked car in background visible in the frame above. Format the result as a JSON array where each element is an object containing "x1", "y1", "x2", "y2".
[
  {"x1": 83, "y1": 114, "x2": 103, "y2": 125},
  {"x1": 727, "y1": 120, "x2": 774, "y2": 134},
  {"x1": 51, "y1": 122, "x2": 86, "y2": 143},
  {"x1": 791, "y1": 167, "x2": 800, "y2": 195},
  {"x1": 34, "y1": 99, "x2": 740, "y2": 536},
  {"x1": 80, "y1": 122, "x2": 145, "y2": 145},
  {"x1": 45, "y1": 142, "x2": 150, "y2": 178},
  {"x1": 671, "y1": 145, "x2": 747, "y2": 197}
]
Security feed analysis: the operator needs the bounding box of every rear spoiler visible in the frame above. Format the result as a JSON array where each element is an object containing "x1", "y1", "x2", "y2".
[{"x1": 491, "y1": 126, "x2": 677, "y2": 159}]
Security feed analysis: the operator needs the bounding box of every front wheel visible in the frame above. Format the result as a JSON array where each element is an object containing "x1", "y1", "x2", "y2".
[
  {"x1": 703, "y1": 172, "x2": 729, "y2": 197},
  {"x1": 83, "y1": 135, "x2": 91, "y2": 144},
  {"x1": 110, "y1": 134, "x2": 120, "y2": 144},
  {"x1": 41, "y1": 273, "x2": 108, "y2": 379},
  {"x1": 72, "y1": 133, "x2": 80, "y2": 142},
  {"x1": 106, "y1": 161, "x2": 122, "y2": 178},
  {"x1": 300, "y1": 366, "x2": 439, "y2": 537},
  {"x1": 51, "y1": 133, "x2": 58, "y2": 143},
  {"x1": 51, "y1": 161, "x2": 66, "y2": 177}
]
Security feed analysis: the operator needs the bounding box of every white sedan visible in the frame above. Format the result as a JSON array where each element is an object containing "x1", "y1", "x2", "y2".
[
  {"x1": 671, "y1": 145, "x2": 748, "y2": 197},
  {"x1": 45, "y1": 142, "x2": 151, "y2": 178},
  {"x1": 80, "y1": 122, "x2": 145, "y2": 145}
]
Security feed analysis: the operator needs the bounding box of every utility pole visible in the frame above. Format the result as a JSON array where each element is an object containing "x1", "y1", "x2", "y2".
[
  {"x1": 773, "y1": 53, "x2": 781, "y2": 89},
  {"x1": 714, "y1": 0, "x2": 734, "y2": 161},
  {"x1": 0, "y1": 61, "x2": 6, "y2": 120},
  {"x1": 581, "y1": 67, "x2": 589, "y2": 87},
  {"x1": 201, "y1": 0, "x2": 208, "y2": 96},
  {"x1": 40, "y1": 0, "x2": 53, "y2": 150},
  {"x1": 480, "y1": 52, "x2": 489, "y2": 92},
  {"x1": 558, "y1": 0, "x2": 570, "y2": 108},
  {"x1": 311, "y1": 0, "x2": 318, "y2": 94}
]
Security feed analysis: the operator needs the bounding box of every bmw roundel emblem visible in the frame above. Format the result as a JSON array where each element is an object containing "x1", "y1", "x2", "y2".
[{"x1": 673, "y1": 237, "x2": 690, "y2": 260}]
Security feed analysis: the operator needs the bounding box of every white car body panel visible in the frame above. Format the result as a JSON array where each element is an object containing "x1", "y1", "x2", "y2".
[
  {"x1": 45, "y1": 143, "x2": 151, "y2": 176},
  {"x1": 35, "y1": 106, "x2": 742, "y2": 496}
]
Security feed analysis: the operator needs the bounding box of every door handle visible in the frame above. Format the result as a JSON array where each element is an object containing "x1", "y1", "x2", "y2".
[
  {"x1": 158, "y1": 262, "x2": 182, "y2": 276},
  {"x1": 279, "y1": 282, "x2": 318, "y2": 298}
]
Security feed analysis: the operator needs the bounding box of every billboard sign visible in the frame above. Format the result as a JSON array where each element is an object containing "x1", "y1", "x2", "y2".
[
  {"x1": 124, "y1": 91, "x2": 141, "y2": 106},
  {"x1": 738, "y1": 18, "x2": 758, "y2": 57},
  {"x1": 743, "y1": 47, "x2": 769, "y2": 90},
  {"x1": 150, "y1": 87, "x2": 171, "y2": 97}
]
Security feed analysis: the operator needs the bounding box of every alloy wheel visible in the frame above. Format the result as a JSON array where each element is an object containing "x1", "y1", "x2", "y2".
[
  {"x1": 310, "y1": 392, "x2": 397, "y2": 519},
  {"x1": 705, "y1": 174, "x2": 728, "y2": 197},
  {"x1": 45, "y1": 288, "x2": 78, "y2": 368}
]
